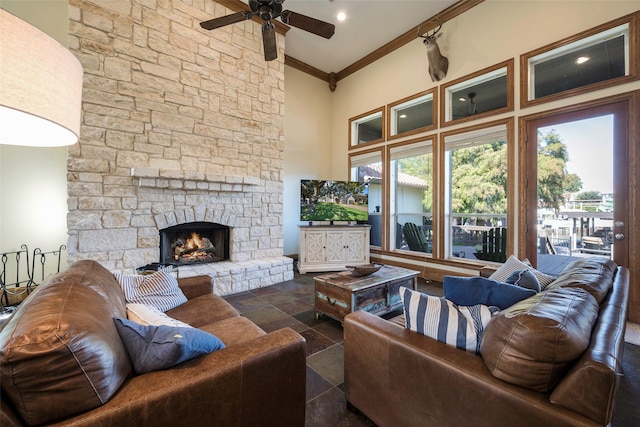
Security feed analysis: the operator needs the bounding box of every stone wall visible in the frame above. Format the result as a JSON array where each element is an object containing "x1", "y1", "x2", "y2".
[{"x1": 66, "y1": 0, "x2": 292, "y2": 292}]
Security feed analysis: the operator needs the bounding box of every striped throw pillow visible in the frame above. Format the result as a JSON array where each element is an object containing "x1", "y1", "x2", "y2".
[
  {"x1": 114, "y1": 271, "x2": 187, "y2": 312},
  {"x1": 400, "y1": 286, "x2": 499, "y2": 354}
]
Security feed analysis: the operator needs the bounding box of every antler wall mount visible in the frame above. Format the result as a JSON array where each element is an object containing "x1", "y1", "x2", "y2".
[{"x1": 200, "y1": 0, "x2": 335, "y2": 61}]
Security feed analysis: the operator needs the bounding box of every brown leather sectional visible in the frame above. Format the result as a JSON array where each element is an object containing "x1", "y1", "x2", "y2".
[
  {"x1": 0, "y1": 260, "x2": 306, "y2": 426},
  {"x1": 344, "y1": 258, "x2": 629, "y2": 427}
]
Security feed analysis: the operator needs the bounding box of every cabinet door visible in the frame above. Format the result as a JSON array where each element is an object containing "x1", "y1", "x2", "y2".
[
  {"x1": 345, "y1": 230, "x2": 367, "y2": 264},
  {"x1": 304, "y1": 230, "x2": 326, "y2": 264},
  {"x1": 325, "y1": 231, "x2": 346, "y2": 263}
]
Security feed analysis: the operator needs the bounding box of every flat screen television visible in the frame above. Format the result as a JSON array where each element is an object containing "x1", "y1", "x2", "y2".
[{"x1": 300, "y1": 180, "x2": 368, "y2": 222}]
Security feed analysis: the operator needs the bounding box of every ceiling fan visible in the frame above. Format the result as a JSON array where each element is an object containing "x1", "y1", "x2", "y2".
[{"x1": 200, "y1": 0, "x2": 335, "y2": 61}]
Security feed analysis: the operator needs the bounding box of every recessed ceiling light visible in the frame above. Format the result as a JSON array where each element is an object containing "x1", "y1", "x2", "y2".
[
  {"x1": 337, "y1": 11, "x2": 346, "y2": 21},
  {"x1": 459, "y1": 97, "x2": 466, "y2": 102},
  {"x1": 576, "y1": 56, "x2": 590, "y2": 64},
  {"x1": 399, "y1": 114, "x2": 407, "y2": 119}
]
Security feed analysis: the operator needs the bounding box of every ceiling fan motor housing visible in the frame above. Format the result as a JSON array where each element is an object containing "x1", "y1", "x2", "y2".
[{"x1": 250, "y1": 0, "x2": 283, "y2": 21}]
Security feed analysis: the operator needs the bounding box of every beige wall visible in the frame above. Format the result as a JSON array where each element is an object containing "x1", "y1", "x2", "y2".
[
  {"x1": 283, "y1": 66, "x2": 332, "y2": 254},
  {"x1": 0, "y1": 2, "x2": 69, "y2": 259}
]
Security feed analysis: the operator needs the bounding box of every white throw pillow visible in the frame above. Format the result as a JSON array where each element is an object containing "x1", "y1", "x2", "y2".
[
  {"x1": 114, "y1": 270, "x2": 187, "y2": 312},
  {"x1": 126, "y1": 303, "x2": 192, "y2": 328},
  {"x1": 399, "y1": 286, "x2": 499, "y2": 355},
  {"x1": 489, "y1": 255, "x2": 555, "y2": 290}
]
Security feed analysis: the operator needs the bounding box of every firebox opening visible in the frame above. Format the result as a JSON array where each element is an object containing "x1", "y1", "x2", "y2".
[{"x1": 159, "y1": 222, "x2": 230, "y2": 266}]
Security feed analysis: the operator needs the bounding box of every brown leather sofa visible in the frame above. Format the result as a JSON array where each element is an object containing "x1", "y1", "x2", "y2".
[
  {"x1": 1, "y1": 260, "x2": 306, "y2": 426},
  {"x1": 344, "y1": 258, "x2": 629, "y2": 427}
]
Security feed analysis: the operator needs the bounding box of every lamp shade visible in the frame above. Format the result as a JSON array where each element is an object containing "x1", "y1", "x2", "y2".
[{"x1": 0, "y1": 9, "x2": 83, "y2": 147}]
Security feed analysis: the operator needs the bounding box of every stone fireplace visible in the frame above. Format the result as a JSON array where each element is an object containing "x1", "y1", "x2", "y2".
[{"x1": 65, "y1": 0, "x2": 293, "y2": 294}]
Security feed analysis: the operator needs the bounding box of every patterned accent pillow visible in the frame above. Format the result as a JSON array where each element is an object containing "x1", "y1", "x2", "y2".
[
  {"x1": 400, "y1": 286, "x2": 500, "y2": 354},
  {"x1": 505, "y1": 269, "x2": 540, "y2": 292},
  {"x1": 126, "y1": 303, "x2": 192, "y2": 328},
  {"x1": 489, "y1": 255, "x2": 555, "y2": 290},
  {"x1": 114, "y1": 271, "x2": 187, "y2": 312}
]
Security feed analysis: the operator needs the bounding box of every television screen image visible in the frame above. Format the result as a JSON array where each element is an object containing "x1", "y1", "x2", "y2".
[{"x1": 300, "y1": 180, "x2": 368, "y2": 222}]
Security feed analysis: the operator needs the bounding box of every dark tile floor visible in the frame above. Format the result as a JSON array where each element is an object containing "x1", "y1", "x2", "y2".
[{"x1": 222, "y1": 271, "x2": 444, "y2": 427}]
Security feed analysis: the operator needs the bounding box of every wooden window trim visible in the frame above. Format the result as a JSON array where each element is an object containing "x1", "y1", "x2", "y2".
[
  {"x1": 386, "y1": 89, "x2": 438, "y2": 141},
  {"x1": 520, "y1": 12, "x2": 639, "y2": 109},
  {"x1": 439, "y1": 59, "x2": 514, "y2": 128},
  {"x1": 348, "y1": 107, "x2": 386, "y2": 150}
]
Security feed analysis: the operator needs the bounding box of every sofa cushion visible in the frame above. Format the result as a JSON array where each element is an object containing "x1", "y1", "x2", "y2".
[
  {"x1": 114, "y1": 317, "x2": 225, "y2": 375},
  {"x1": 166, "y1": 293, "x2": 239, "y2": 327},
  {"x1": 400, "y1": 287, "x2": 499, "y2": 354},
  {"x1": 0, "y1": 260, "x2": 132, "y2": 426},
  {"x1": 443, "y1": 276, "x2": 536, "y2": 310},
  {"x1": 114, "y1": 270, "x2": 187, "y2": 312},
  {"x1": 481, "y1": 287, "x2": 599, "y2": 392},
  {"x1": 545, "y1": 257, "x2": 616, "y2": 304},
  {"x1": 126, "y1": 303, "x2": 192, "y2": 328},
  {"x1": 489, "y1": 255, "x2": 555, "y2": 289},
  {"x1": 505, "y1": 269, "x2": 540, "y2": 292},
  {"x1": 199, "y1": 316, "x2": 266, "y2": 347}
]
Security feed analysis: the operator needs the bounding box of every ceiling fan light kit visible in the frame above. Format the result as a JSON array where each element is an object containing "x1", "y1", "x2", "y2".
[{"x1": 200, "y1": 0, "x2": 335, "y2": 61}]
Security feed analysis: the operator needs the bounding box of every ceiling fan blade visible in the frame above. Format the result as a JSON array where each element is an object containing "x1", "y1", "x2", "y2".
[
  {"x1": 200, "y1": 12, "x2": 251, "y2": 31},
  {"x1": 280, "y1": 10, "x2": 335, "y2": 39},
  {"x1": 262, "y1": 22, "x2": 277, "y2": 61}
]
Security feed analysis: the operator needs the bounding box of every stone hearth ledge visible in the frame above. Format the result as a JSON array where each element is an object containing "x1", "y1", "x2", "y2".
[
  {"x1": 131, "y1": 168, "x2": 261, "y2": 191},
  {"x1": 173, "y1": 257, "x2": 294, "y2": 296}
]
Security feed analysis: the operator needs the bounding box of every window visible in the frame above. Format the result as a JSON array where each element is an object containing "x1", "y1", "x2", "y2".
[
  {"x1": 350, "y1": 150, "x2": 383, "y2": 247},
  {"x1": 443, "y1": 123, "x2": 509, "y2": 261},
  {"x1": 387, "y1": 89, "x2": 437, "y2": 140},
  {"x1": 521, "y1": 14, "x2": 637, "y2": 107},
  {"x1": 390, "y1": 140, "x2": 434, "y2": 254},
  {"x1": 441, "y1": 60, "x2": 514, "y2": 126},
  {"x1": 349, "y1": 107, "x2": 385, "y2": 148}
]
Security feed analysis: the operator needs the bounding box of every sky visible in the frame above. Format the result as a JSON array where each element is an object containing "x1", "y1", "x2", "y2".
[{"x1": 540, "y1": 114, "x2": 614, "y2": 194}]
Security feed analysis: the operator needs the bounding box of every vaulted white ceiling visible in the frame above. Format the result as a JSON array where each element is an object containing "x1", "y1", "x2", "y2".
[{"x1": 240, "y1": 0, "x2": 457, "y2": 74}]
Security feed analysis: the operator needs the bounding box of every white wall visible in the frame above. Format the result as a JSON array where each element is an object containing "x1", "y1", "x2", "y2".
[
  {"x1": 283, "y1": 66, "x2": 333, "y2": 255},
  {"x1": 0, "y1": 2, "x2": 69, "y2": 259}
]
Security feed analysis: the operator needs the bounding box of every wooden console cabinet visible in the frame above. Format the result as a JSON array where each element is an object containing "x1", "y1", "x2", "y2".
[{"x1": 297, "y1": 225, "x2": 370, "y2": 274}]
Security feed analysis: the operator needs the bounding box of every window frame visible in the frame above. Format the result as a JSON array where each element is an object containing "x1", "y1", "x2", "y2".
[
  {"x1": 349, "y1": 107, "x2": 386, "y2": 149},
  {"x1": 520, "y1": 12, "x2": 638, "y2": 108},
  {"x1": 388, "y1": 137, "x2": 435, "y2": 254},
  {"x1": 440, "y1": 59, "x2": 514, "y2": 127},
  {"x1": 386, "y1": 89, "x2": 438, "y2": 141},
  {"x1": 438, "y1": 118, "x2": 515, "y2": 261}
]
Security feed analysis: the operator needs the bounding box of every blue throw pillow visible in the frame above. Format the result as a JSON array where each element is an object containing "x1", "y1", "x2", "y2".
[
  {"x1": 113, "y1": 317, "x2": 225, "y2": 374},
  {"x1": 443, "y1": 276, "x2": 536, "y2": 310},
  {"x1": 400, "y1": 287, "x2": 499, "y2": 354},
  {"x1": 505, "y1": 269, "x2": 541, "y2": 292}
]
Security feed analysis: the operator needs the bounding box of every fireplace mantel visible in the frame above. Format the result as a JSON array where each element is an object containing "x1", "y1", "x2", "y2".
[{"x1": 131, "y1": 168, "x2": 261, "y2": 190}]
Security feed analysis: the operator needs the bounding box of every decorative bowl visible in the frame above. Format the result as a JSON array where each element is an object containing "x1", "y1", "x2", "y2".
[{"x1": 345, "y1": 263, "x2": 383, "y2": 277}]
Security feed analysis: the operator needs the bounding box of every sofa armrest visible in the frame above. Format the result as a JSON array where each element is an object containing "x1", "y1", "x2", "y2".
[
  {"x1": 344, "y1": 310, "x2": 598, "y2": 427},
  {"x1": 49, "y1": 328, "x2": 306, "y2": 427},
  {"x1": 177, "y1": 275, "x2": 214, "y2": 299},
  {"x1": 479, "y1": 265, "x2": 497, "y2": 278}
]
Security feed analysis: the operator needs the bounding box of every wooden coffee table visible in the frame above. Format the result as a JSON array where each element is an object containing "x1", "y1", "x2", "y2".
[{"x1": 314, "y1": 265, "x2": 419, "y2": 323}]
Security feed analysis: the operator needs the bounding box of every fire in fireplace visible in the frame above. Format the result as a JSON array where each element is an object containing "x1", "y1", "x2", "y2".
[{"x1": 159, "y1": 222, "x2": 230, "y2": 266}]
